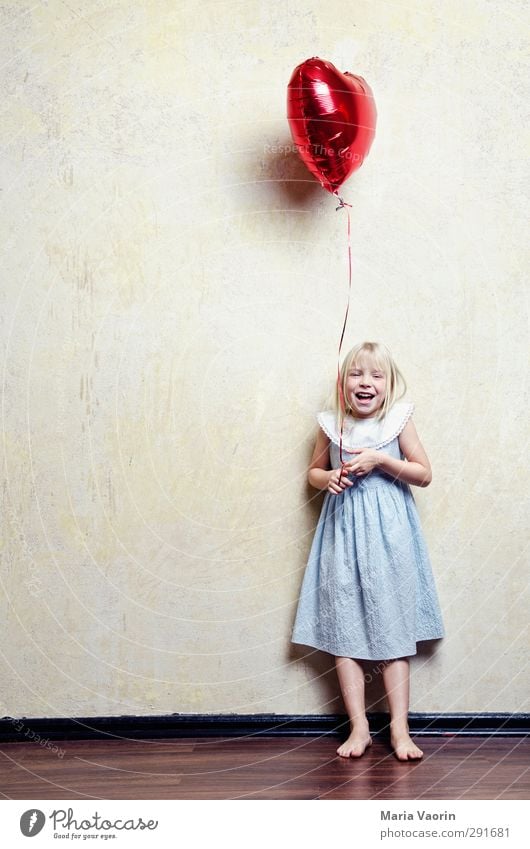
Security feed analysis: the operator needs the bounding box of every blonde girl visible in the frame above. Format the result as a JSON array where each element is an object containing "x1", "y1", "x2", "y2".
[{"x1": 291, "y1": 341, "x2": 444, "y2": 761}]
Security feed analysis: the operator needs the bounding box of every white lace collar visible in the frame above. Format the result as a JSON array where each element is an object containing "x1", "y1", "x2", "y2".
[{"x1": 317, "y1": 401, "x2": 414, "y2": 450}]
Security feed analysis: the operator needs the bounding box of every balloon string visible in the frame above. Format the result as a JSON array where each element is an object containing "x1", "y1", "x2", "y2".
[{"x1": 333, "y1": 193, "x2": 353, "y2": 485}]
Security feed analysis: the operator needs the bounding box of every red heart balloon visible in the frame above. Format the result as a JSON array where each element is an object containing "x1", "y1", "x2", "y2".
[{"x1": 287, "y1": 56, "x2": 377, "y2": 195}]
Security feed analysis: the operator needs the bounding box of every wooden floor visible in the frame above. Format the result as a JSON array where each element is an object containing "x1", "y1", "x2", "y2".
[{"x1": 0, "y1": 735, "x2": 527, "y2": 800}]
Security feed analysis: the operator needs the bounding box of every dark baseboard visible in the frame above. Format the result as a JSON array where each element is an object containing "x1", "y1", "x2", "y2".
[{"x1": 0, "y1": 712, "x2": 528, "y2": 743}]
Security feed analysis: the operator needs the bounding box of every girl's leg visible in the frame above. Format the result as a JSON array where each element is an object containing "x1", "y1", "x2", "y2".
[
  {"x1": 381, "y1": 657, "x2": 423, "y2": 760},
  {"x1": 334, "y1": 656, "x2": 372, "y2": 758}
]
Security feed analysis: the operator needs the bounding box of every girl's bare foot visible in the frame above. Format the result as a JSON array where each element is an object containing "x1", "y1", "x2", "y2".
[
  {"x1": 337, "y1": 725, "x2": 372, "y2": 758},
  {"x1": 390, "y1": 726, "x2": 424, "y2": 761}
]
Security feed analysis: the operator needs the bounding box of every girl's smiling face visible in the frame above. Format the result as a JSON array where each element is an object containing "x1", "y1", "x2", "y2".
[{"x1": 346, "y1": 358, "x2": 387, "y2": 417}]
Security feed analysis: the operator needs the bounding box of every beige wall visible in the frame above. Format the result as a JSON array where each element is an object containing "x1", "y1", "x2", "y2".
[{"x1": 0, "y1": 0, "x2": 527, "y2": 718}]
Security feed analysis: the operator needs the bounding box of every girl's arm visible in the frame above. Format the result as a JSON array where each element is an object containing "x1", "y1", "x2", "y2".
[
  {"x1": 308, "y1": 428, "x2": 355, "y2": 494},
  {"x1": 307, "y1": 427, "x2": 333, "y2": 490},
  {"x1": 377, "y1": 419, "x2": 432, "y2": 487}
]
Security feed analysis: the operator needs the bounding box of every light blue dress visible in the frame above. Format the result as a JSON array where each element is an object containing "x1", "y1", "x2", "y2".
[{"x1": 291, "y1": 401, "x2": 445, "y2": 660}]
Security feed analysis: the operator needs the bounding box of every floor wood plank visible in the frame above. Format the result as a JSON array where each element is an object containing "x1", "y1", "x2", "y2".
[{"x1": 0, "y1": 736, "x2": 527, "y2": 800}]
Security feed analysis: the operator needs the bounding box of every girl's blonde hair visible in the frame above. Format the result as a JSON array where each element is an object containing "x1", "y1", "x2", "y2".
[{"x1": 326, "y1": 341, "x2": 407, "y2": 428}]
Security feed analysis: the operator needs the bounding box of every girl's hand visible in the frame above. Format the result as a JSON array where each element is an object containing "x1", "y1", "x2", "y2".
[
  {"x1": 327, "y1": 466, "x2": 354, "y2": 495},
  {"x1": 343, "y1": 448, "x2": 381, "y2": 477}
]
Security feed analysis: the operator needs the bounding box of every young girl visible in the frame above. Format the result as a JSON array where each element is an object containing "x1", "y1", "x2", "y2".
[{"x1": 291, "y1": 341, "x2": 445, "y2": 761}]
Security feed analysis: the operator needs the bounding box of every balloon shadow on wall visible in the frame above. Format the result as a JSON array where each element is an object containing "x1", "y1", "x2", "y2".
[
  {"x1": 260, "y1": 137, "x2": 368, "y2": 216},
  {"x1": 260, "y1": 138, "x2": 324, "y2": 208}
]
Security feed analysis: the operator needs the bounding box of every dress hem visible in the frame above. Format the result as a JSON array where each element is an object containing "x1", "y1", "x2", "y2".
[{"x1": 291, "y1": 633, "x2": 444, "y2": 661}]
